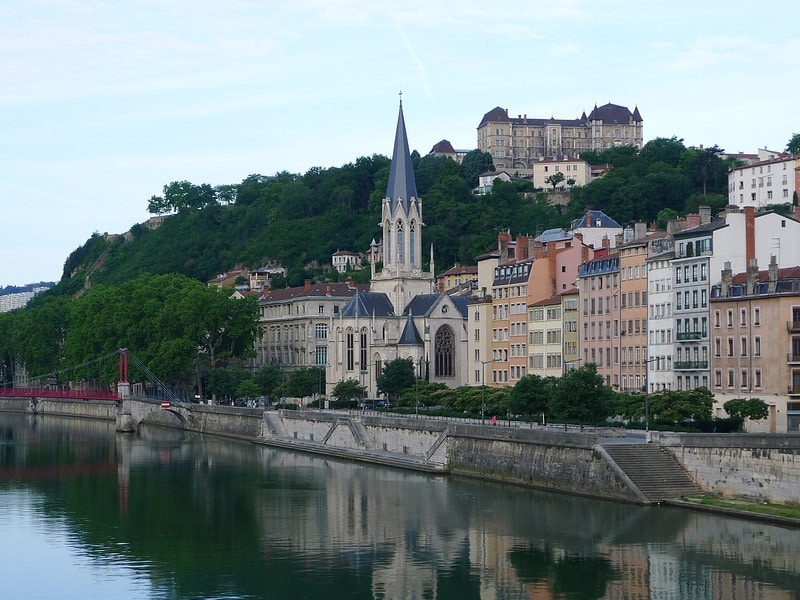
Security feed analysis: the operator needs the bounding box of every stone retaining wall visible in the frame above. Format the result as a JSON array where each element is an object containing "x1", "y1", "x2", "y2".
[{"x1": 653, "y1": 432, "x2": 800, "y2": 503}]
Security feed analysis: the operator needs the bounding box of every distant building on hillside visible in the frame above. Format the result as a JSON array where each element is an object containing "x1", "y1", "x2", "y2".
[
  {"x1": 477, "y1": 102, "x2": 643, "y2": 174},
  {"x1": 331, "y1": 250, "x2": 361, "y2": 274},
  {"x1": 727, "y1": 149, "x2": 799, "y2": 209},
  {"x1": 0, "y1": 285, "x2": 52, "y2": 312},
  {"x1": 428, "y1": 139, "x2": 470, "y2": 164}
]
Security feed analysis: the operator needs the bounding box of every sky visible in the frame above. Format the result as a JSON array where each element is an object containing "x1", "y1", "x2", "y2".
[{"x1": 2, "y1": 0, "x2": 798, "y2": 287}]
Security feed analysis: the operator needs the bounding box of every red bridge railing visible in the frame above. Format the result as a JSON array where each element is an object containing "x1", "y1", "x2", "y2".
[{"x1": 0, "y1": 388, "x2": 119, "y2": 401}]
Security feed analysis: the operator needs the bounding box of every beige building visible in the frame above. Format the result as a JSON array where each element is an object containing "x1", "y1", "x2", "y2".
[
  {"x1": 476, "y1": 103, "x2": 643, "y2": 173},
  {"x1": 528, "y1": 295, "x2": 564, "y2": 377},
  {"x1": 617, "y1": 234, "x2": 651, "y2": 393},
  {"x1": 257, "y1": 280, "x2": 367, "y2": 372},
  {"x1": 710, "y1": 259, "x2": 800, "y2": 433},
  {"x1": 531, "y1": 156, "x2": 592, "y2": 189}
]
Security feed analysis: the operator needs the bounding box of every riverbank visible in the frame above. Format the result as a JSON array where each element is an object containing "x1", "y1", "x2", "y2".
[{"x1": 2, "y1": 396, "x2": 800, "y2": 526}]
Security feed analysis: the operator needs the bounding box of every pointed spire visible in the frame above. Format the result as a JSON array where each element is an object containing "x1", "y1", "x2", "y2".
[
  {"x1": 386, "y1": 99, "x2": 418, "y2": 214},
  {"x1": 398, "y1": 311, "x2": 423, "y2": 345}
]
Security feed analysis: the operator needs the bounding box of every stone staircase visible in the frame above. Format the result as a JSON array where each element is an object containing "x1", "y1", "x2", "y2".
[{"x1": 602, "y1": 443, "x2": 703, "y2": 503}]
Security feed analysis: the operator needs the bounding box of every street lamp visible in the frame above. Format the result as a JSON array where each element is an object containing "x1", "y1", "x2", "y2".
[
  {"x1": 481, "y1": 358, "x2": 497, "y2": 425},
  {"x1": 643, "y1": 356, "x2": 658, "y2": 440}
]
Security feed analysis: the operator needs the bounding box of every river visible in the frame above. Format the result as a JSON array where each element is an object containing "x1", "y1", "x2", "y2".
[{"x1": 0, "y1": 412, "x2": 798, "y2": 600}]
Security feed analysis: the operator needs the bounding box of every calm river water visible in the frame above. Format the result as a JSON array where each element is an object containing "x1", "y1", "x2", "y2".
[{"x1": 1, "y1": 412, "x2": 798, "y2": 600}]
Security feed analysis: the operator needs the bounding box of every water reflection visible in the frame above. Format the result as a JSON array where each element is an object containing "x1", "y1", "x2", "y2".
[{"x1": 0, "y1": 412, "x2": 798, "y2": 600}]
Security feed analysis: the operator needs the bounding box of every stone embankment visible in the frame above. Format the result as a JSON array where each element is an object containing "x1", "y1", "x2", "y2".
[{"x1": 3, "y1": 396, "x2": 800, "y2": 508}]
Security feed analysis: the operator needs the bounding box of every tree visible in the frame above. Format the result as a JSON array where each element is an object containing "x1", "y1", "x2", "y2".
[
  {"x1": 331, "y1": 379, "x2": 364, "y2": 405},
  {"x1": 547, "y1": 364, "x2": 615, "y2": 424},
  {"x1": 460, "y1": 149, "x2": 495, "y2": 188},
  {"x1": 253, "y1": 365, "x2": 282, "y2": 401},
  {"x1": 509, "y1": 374, "x2": 554, "y2": 418},
  {"x1": 377, "y1": 358, "x2": 415, "y2": 401},
  {"x1": 284, "y1": 367, "x2": 322, "y2": 399},
  {"x1": 545, "y1": 171, "x2": 566, "y2": 191},
  {"x1": 236, "y1": 379, "x2": 262, "y2": 403},
  {"x1": 645, "y1": 388, "x2": 714, "y2": 423},
  {"x1": 724, "y1": 398, "x2": 769, "y2": 422},
  {"x1": 787, "y1": 133, "x2": 800, "y2": 155}
]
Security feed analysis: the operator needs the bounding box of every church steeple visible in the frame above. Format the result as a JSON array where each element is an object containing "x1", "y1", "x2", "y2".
[
  {"x1": 380, "y1": 98, "x2": 423, "y2": 274},
  {"x1": 370, "y1": 98, "x2": 433, "y2": 314},
  {"x1": 386, "y1": 99, "x2": 418, "y2": 215}
]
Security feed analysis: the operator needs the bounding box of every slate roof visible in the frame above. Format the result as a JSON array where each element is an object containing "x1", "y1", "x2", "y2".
[
  {"x1": 430, "y1": 139, "x2": 456, "y2": 154},
  {"x1": 587, "y1": 102, "x2": 641, "y2": 124},
  {"x1": 569, "y1": 210, "x2": 621, "y2": 230},
  {"x1": 535, "y1": 228, "x2": 571, "y2": 243},
  {"x1": 451, "y1": 295, "x2": 469, "y2": 318},
  {"x1": 403, "y1": 294, "x2": 440, "y2": 317},
  {"x1": 386, "y1": 102, "x2": 418, "y2": 215},
  {"x1": 398, "y1": 313, "x2": 423, "y2": 345},
  {"x1": 340, "y1": 292, "x2": 395, "y2": 318},
  {"x1": 261, "y1": 282, "x2": 366, "y2": 302},
  {"x1": 711, "y1": 267, "x2": 800, "y2": 299},
  {"x1": 672, "y1": 217, "x2": 727, "y2": 239}
]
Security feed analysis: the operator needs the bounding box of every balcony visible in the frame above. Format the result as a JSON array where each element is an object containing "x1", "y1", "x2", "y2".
[
  {"x1": 676, "y1": 331, "x2": 703, "y2": 341},
  {"x1": 788, "y1": 321, "x2": 800, "y2": 332},
  {"x1": 788, "y1": 354, "x2": 800, "y2": 363},
  {"x1": 788, "y1": 386, "x2": 800, "y2": 396},
  {"x1": 674, "y1": 360, "x2": 709, "y2": 370}
]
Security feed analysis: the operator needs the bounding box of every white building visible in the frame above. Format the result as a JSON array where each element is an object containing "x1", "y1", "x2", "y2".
[
  {"x1": 727, "y1": 150, "x2": 798, "y2": 209},
  {"x1": 646, "y1": 238, "x2": 675, "y2": 392},
  {"x1": 331, "y1": 250, "x2": 361, "y2": 274}
]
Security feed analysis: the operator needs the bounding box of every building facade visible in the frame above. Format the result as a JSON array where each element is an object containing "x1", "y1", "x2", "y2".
[
  {"x1": 710, "y1": 260, "x2": 800, "y2": 433},
  {"x1": 727, "y1": 150, "x2": 799, "y2": 209},
  {"x1": 476, "y1": 103, "x2": 643, "y2": 173}
]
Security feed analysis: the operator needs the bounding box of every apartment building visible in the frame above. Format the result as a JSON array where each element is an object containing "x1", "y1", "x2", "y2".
[
  {"x1": 727, "y1": 149, "x2": 799, "y2": 209},
  {"x1": 578, "y1": 252, "x2": 619, "y2": 387},
  {"x1": 562, "y1": 288, "x2": 580, "y2": 372},
  {"x1": 646, "y1": 236, "x2": 676, "y2": 392},
  {"x1": 617, "y1": 232, "x2": 651, "y2": 393},
  {"x1": 528, "y1": 295, "x2": 563, "y2": 377},
  {"x1": 476, "y1": 103, "x2": 643, "y2": 173},
  {"x1": 257, "y1": 280, "x2": 367, "y2": 371},
  {"x1": 710, "y1": 258, "x2": 800, "y2": 433}
]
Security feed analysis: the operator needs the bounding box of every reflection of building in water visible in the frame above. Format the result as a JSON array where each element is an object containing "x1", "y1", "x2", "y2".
[{"x1": 604, "y1": 544, "x2": 650, "y2": 600}]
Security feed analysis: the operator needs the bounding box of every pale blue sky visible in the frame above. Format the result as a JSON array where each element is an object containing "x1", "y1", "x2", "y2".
[{"x1": 2, "y1": 0, "x2": 798, "y2": 286}]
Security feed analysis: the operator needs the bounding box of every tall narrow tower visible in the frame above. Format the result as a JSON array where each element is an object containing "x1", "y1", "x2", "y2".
[{"x1": 370, "y1": 100, "x2": 434, "y2": 312}]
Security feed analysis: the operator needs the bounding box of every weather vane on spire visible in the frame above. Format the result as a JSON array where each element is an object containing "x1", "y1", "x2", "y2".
[{"x1": 399, "y1": 90, "x2": 403, "y2": 107}]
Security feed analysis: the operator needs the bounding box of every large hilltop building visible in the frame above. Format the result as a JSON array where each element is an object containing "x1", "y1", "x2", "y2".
[{"x1": 476, "y1": 103, "x2": 643, "y2": 174}]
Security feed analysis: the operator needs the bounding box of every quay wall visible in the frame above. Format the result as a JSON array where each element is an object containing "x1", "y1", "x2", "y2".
[
  {"x1": 7, "y1": 398, "x2": 800, "y2": 504},
  {"x1": 654, "y1": 432, "x2": 800, "y2": 504}
]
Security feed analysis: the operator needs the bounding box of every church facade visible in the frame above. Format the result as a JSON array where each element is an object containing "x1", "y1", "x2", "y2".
[{"x1": 326, "y1": 103, "x2": 469, "y2": 398}]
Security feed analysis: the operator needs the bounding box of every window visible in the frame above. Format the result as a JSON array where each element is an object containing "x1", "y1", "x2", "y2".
[
  {"x1": 434, "y1": 326, "x2": 455, "y2": 377},
  {"x1": 346, "y1": 330, "x2": 354, "y2": 371},
  {"x1": 727, "y1": 310, "x2": 733, "y2": 327},
  {"x1": 315, "y1": 323, "x2": 328, "y2": 339},
  {"x1": 740, "y1": 309, "x2": 747, "y2": 327},
  {"x1": 753, "y1": 307, "x2": 760, "y2": 326},
  {"x1": 754, "y1": 336, "x2": 761, "y2": 356},
  {"x1": 360, "y1": 329, "x2": 368, "y2": 370},
  {"x1": 740, "y1": 337, "x2": 747, "y2": 357},
  {"x1": 728, "y1": 370, "x2": 734, "y2": 388}
]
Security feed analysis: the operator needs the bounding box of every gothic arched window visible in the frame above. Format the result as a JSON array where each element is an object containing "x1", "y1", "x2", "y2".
[
  {"x1": 396, "y1": 220, "x2": 405, "y2": 264},
  {"x1": 409, "y1": 220, "x2": 416, "y2": 264},
  {"x1": 434, "y1": 326, "x2": 455, "y2": 378},
  {"x1": 346, "y1": 329, "x2": 354, "y2": 371},
  {"x1": 384, "y1": 221, "x2": 392, "y2": 263}
]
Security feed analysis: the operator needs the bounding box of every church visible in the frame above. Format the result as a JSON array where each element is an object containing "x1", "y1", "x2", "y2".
[{"x1": 326, "y1": 102, "x2": 469, "y2": 398}]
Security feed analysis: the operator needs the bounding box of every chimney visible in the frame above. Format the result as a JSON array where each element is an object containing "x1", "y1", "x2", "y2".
[
  {"x1": 532, "y1": 240, "x2": 544, "y2": 259},
  {"x1": 634, "y1": 222, "x2": 647, "y2": 240},
  {"x1": 585, "y1": 210, "x2": 592, "y2": 227},
  {"x1": 601, "y1": 235, "x2": 610, "y2": 250},
  {"x1": 746, "y1": 258, "x2": 759, "y2": 295},
  {"x1": 498, "y1": 230, "x2": 512, "y2": 263},
  {"x1": 304, "y1": 279, "x2": 312, "y2": 291},
  {"x1": 516, "y1": 236, "x2": 530, "y2": 260},
  {"x1": 548, "y1": 249, "x2": 557, "y2": 297},
  {"x1": 685, "y1": 213, "x2": 700, "y2": 228},
  {"x1": 721, "y1": 262, "x2": 733, "y2": 297},
  {"x1": 745, "y1": 206, "x2": 755, "y2": 266},
  {"x1": 768, "y1": 255, "x2": 778, "y2": 293},
  {"x1": 699, "y1": 205, "x2": 712, "y2": 224}
]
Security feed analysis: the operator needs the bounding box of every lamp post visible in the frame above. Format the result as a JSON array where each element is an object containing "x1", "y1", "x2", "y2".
[
  {"x1": 643, "y1": 357, "x2": 658, "y2": 441},
  {"x1": 481, "y1": 358, "x2": 497, "y2": 425}
]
